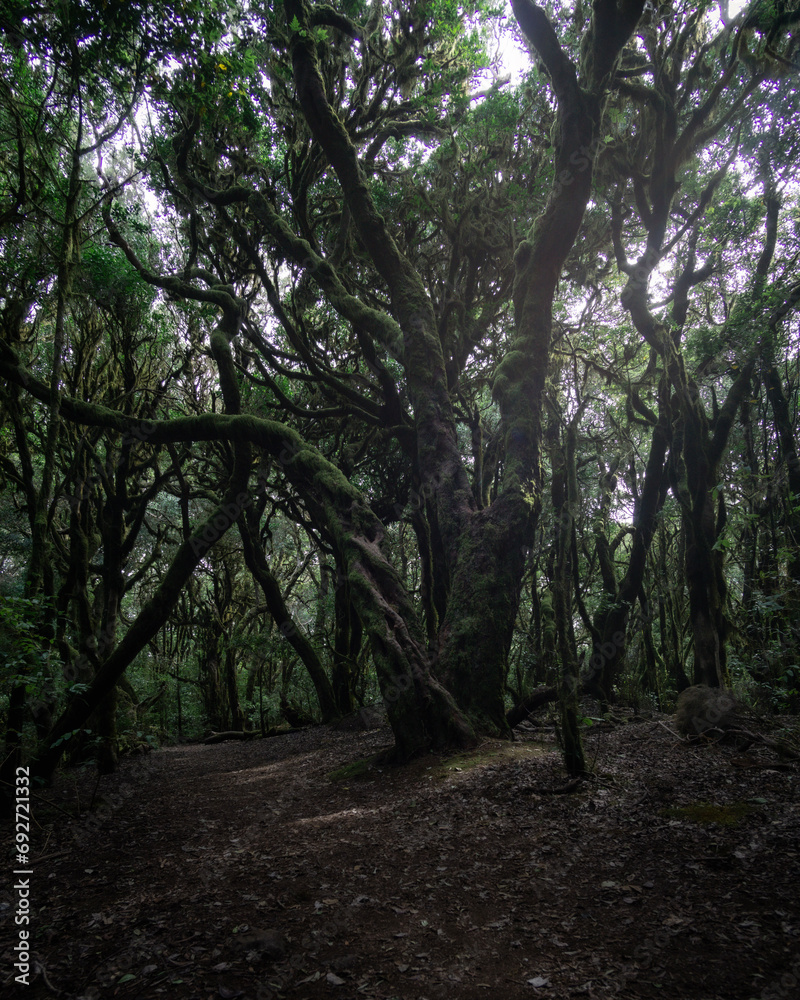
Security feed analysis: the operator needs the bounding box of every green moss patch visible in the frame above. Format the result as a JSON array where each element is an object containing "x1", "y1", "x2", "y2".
[
  {"x1": 660, "y1": 801, "x2": 753, "y2": 826},
  {"x1": 435, "y1": 740, "x2": 548, "y2": 777},
  {"x1": 328, "y1": 740, "x2": 549, "y2": 785}
]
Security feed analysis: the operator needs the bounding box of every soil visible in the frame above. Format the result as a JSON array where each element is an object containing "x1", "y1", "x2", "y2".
[{"x1": 3, "y1": 711, "x2": 800, "y2": 1000}]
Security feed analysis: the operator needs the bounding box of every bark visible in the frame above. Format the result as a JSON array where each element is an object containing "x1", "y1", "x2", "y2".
[
  {"x1": 31, "y1": 447, "x2": 251, "y2": 782},
  {"x1": 3, "y1": 0, "x2": 645, "y2": 759},
  {"x1": 4, "y1": 345, "x2": 477, "y2": 765},
  {"x1": 198, "y1": 622, "x2": 229, "y2": 731},
  {"x1": 667, "y1": 353, "x2": 755, "y2": 686},
  {"x1": 740, "y1": 399, "x2": 760, "y2": 610},
  {"x1": 91, "y1": 432, "x2": 131, "y2": 775},
  {"x1": 225, "y1": 646, "x2": 246, "y2": 732},
  {"x1": 204, "y1": 730, "x2": 257, "y2": 744},
  {"x1": 588, "y1": 377, "x2": 671, "y2": 700},
  {"x1": 31, "y1": 305, "x2": 253, "y2": 781},
  {"x1": 506, "y1": 684, "x2": 559, "y2": 729},
  {"x1": 436, "y1": 499, "x2": 527, "y2": 734},
  {"x1": 553, "y1": 410, "x2": 586, "y2": 775},
  {"x1": 638, "y1": 592, "x2": 661, "y2": 700},
  {"x1": 284, "y1": 0, "x2": 475, "y2": 572}
]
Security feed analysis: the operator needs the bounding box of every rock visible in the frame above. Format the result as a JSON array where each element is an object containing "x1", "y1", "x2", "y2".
[
  {"x1": 333, "y1": 705, "x2": 386, "y2": 731},
  {"x1": 674, "y1": 685, "x2": 740, "y2": 736}
]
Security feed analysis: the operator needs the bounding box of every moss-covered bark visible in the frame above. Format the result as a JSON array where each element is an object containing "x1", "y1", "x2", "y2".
[
  {"x1": 284, "y1": 0, "x2": 475, "y2": 581},
  {"x1": 9, "y1": 0, "x2": 652, "y2": 767},
  {"x1": 5, "y1": 336, "x2": 476, "y2": 765},
  {"x1": 665, "y1": 346, "x2": 755, "y2": 687},
  {"x1": 437, "y1": 498, "x2": 527, "y2": 735},
  {"x1": 765, "y1": 366, "x2": 800, "y2": 583},
  {"x1": 332, "y1": 575, "x2": 361, "y2": 716}
]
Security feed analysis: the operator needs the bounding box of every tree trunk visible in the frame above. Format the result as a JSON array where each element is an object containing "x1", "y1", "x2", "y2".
[
  {"x1": 239, "y1": 513, "x2": 338, "y2": 722},
  {"x1": 332, "y1": 572, "x2": 361, "y2": 716},
  {"x1": 589, "y1": 380, "x2": 671, "y2": 700}
]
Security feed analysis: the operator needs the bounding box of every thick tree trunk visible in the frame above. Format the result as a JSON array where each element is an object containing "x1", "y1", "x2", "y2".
[
  {"x1": 436, "y1": 500, "x2": 527, "y2": 735},
  {"x1": 3, "y1": 0, "x2": 649, "y2": 766},
  {"x1": 443, "y1": 0, "x2": 644, "y2": 729}
]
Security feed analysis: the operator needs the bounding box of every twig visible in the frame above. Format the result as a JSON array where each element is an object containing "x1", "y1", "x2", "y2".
[
  {"x1": 32, "y1": 849, "x2": 71, "y2": 864},
  {"x1": 31, "y1": 791, "x2": 79, "y2": 821},
  {"x1": 729, "y1": 728, "x2": 800, "y2": 760},
  {"x1": 656, "y1": 720, "x2": 685, "y2": 741},
  {"x1": 34, "y1": 961, "x2": 63, "y2": 996}
]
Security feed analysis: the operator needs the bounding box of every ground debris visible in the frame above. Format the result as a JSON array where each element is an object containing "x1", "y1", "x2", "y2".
[{"x1": 15, "y1": 714, "x2": 800, "y2": 1000}]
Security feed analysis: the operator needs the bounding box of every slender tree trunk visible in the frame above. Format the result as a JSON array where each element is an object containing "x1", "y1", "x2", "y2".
[
  {"x1": 589, "y1": 380, "x2": 671, "y2": 700},
  {"x1": 332, "y1": 573, "x2": 361, "y2": 715},
  {"x1": 552, "y1": 410, "x2": 585, "y2": 774},
  {"x1": 239, "y1": 513, "x2": 338, "y2": 722},
  {"x1": 765, "y1": 365, "x2": 800, "y2": 582}
]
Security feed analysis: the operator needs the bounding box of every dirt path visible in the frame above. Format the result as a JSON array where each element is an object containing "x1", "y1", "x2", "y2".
[{"x1": 4, "y1": 716, "x2": 799, "y2": 999}]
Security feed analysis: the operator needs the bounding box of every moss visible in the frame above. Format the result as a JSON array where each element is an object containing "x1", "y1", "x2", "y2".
[
  {"x1": 514, "y1": 239, "x2": 533, "y2": 269},
  {"x1": 659, "y1": 801, "x2": 753, "y2": 826},
  {"x1": 435, "y1": 741, "x2": 547, "y2": 777}
]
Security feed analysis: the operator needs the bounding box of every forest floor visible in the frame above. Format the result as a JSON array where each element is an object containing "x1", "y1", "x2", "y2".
[{"x1": 4, "y1": 707, "x2": 800, "y2": 1000}]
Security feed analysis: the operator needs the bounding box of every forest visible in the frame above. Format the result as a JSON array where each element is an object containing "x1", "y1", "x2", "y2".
[
  {"x1": 2, "y1": 0, "x2": 800, "y2": 996},
  {"x1": 2, "y1": 0, "x2": 800, "y2": 780}
]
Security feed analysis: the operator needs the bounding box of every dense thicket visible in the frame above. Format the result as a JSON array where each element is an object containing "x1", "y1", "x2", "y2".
[{"x1": 1, "y1": 0, "x2": 799, "y2": 797}]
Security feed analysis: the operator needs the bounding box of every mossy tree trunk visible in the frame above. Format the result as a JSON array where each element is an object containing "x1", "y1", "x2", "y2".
[
  {"x1": 765, "y1": 365, "x2": 800, "y2": 584},
  {"x1": 439, "y1": 0, "x2": 645, "y2": 731},
  {"x1": 332, "y1": 570, "x2": 362, "y2": 716}
]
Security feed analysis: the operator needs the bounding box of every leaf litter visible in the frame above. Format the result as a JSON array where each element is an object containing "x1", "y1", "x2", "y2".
[{"x1": 7, "y1": 713, "x2": 800, "y2": 1000}]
